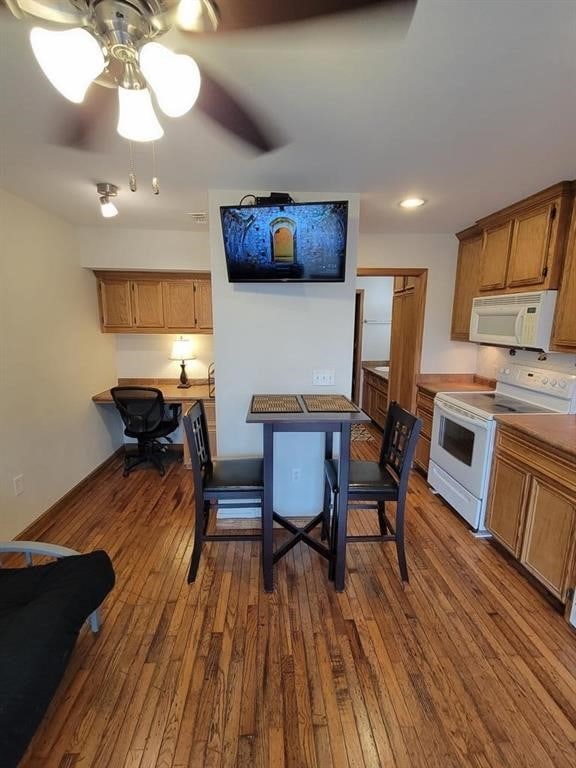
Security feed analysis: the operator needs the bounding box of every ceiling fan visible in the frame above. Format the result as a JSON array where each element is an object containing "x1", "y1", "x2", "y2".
[{"x1": 2, "y1": 0, "x2": 417, "y2": 152}]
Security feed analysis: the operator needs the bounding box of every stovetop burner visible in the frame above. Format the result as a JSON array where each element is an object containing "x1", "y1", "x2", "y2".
[{"x1": 443, "y1": 391, "x2": 554, "y2": 415}]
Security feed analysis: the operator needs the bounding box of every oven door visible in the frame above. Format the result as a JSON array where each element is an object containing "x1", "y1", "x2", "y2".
[{"x1": 430, "y1": 399, "x2": 492, "y2": 498}]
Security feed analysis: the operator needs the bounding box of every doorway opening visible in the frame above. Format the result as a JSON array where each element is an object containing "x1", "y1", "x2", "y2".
[{"x1": 352, "y1": 267, "x2": 428, "y2": 424}]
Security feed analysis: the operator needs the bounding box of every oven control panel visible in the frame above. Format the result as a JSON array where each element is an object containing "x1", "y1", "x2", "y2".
[{"x1": 497, "y1": 364, "x2": 576, "y2": 399}]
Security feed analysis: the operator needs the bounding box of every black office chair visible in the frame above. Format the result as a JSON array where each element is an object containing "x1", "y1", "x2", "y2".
[
  {"x1": 324, "y1": 401, "x2": 421, "y2": 583},
  {"x1": 111, "y1": 386, "x2": 180, "y2": 477},
  {"x1": 183, "y1": 400, "x2": 263, "y2": 583}
]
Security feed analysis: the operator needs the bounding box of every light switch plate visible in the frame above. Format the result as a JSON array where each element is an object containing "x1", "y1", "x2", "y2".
[{"x1": 313, "y1": 370, "x2": 335, "y2": 386}]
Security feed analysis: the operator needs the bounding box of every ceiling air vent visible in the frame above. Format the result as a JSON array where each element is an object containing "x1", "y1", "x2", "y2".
[{"x1": 187, "y1": 211, "x2": 208, "y2": 225}]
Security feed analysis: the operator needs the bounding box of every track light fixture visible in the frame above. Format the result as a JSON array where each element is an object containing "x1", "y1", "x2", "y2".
[{"x1": 97, "y1": 182, "x2": 119, "y2": 218}]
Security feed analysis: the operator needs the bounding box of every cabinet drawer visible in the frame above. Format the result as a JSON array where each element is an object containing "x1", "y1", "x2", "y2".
[
  {"x1": 414, "y1": 435, "x2": 430, "y2": 473},
  {"x1": 416, "y1": 389, "x2": 435, "y2": 415},
  {"x1": 417, "y1": 408, "x2": 433, "y2": 440},
  {"x1": 496, "y1": 429, "x2": 576, "y2": 495}
]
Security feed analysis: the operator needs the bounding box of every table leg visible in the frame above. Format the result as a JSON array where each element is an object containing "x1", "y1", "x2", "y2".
[
  {"x1": 333, "y1": 422, "x2": 351, "y2": 592},
  {"x1": 181, "y1": 401, "x2": 192, "y2": 468},
  {"x1": 262, "y1": 423, "x2": 274, "y2": 592}
]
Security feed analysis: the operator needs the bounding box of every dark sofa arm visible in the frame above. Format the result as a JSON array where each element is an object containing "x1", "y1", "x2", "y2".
[{"x1": 0, "y1": 549, "x2": 115, "y2": 767}]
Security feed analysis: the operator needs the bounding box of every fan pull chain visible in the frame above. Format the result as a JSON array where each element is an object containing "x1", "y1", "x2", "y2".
[
  {"x1": 152, "y1": 142, "x2": 160, "y2": 195},
  {"x1": 128, "y1": 141, "x2": 137, "y2": 192}
]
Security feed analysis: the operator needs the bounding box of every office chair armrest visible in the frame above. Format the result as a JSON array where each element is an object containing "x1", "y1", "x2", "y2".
[{"x1": 323, "y1": 459, "x2": 339, "y2": 493}]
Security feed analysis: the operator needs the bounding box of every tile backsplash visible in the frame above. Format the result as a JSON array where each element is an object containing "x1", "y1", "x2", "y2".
[{"x1": 476, "y1": 346, "x2": 576, "y2": 379}]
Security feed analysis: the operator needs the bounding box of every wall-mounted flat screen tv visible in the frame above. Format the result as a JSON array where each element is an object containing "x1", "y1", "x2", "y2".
[{"x1": 220, "y1": 200, "x2": 348, "y2": 283}]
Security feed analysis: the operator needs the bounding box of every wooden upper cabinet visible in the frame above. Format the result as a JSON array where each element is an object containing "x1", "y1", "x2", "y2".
[
  {"x1": 507, "y1": 202, "x2": 558, "y2": 288},
  {"x1": 451, "y1": 227, "x2": 482, "y2": 341},
  {"x1": 479, "y1": 221, "x2": 513, "y2": 291},
  {"x1": 404, "y1": 275, "x2": 417, "y2": 292},
  {"x1": 393, "y1": 275, "x2": 406, "y2": 294},
  {"x1": 476, "y1": 181, "x2": 574, "y2": 295},
  {"x1": 194, "y1": 280, "x2": 213, "y2": 329},
  {"x1": 163, "y1": 280, "x2": 196, "y2": 329},
  {"x1": 394, "y1": 275, "x2": 417, "y2": 294},
  {"x1": 99, "y1": 278, "x2": 133, "y2": 330},
  {"x1": 94, "y1": 271, "x2": 212, "y2": 334},
  {"x1": 132, "y1": 280, "x2": 164, "y2": 328},
  {"x1": 552, "y1": 196, "x2": 576, "y2": 350}
]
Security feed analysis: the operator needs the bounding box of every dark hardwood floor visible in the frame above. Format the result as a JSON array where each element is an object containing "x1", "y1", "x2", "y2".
[{"x1": 16, "y1": 424, "x2": 576, "y2": 767}]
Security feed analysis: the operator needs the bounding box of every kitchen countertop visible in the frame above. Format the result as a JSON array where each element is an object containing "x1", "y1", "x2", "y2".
[
  {"x1": 362, "y1": 362, "x2": 390, "y2": 380},
  {"x1": 495, "y1": 414, "x2": 576, "y2": 459},
  {"x1": 416, "y1": 374, "x2": 495, "y2": 397}
]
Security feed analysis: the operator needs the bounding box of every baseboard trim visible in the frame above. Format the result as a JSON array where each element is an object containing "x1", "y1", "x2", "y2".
[{"x1": 16, "y1": 448, "x2": 124, "y2": 542}]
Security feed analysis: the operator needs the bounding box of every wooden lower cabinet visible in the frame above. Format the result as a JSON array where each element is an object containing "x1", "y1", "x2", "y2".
[
  {"x1": 486, "y1": 424, "x2": 576, "y2": 607},
  {"x1": 485, "y1": 457, "x2": 530, "y2": 556},
  {"x1": 521, "y1": 478, "x2": 576, "y2": 599},
  {"x1": 414, "y1": 387, "x2": 434, "y2": 473},
  {"x1": 362, "y1": 370, "x2": 388, "y2": 429}
]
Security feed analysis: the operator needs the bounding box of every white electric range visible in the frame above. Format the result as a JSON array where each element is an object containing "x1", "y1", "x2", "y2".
[{"x1": 427, "y1": 364, "x2": 576, "y2": 534}]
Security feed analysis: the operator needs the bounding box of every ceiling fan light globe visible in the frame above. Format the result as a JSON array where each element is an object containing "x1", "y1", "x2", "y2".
[
  {"x1": 177, "y1": 0, "x2": 219, "y2": 32},
  {"x1": 140, "y1": 43, "x2": 201, "y2": 118},
  {"x1": 30, "y1": 27, "x2": 105, "y2": 104},
  {"x1": 117, "y1": 87, "x2": 164, "y2": 142},
  {"x1": 177, "y1": 0, "x2": 203, "y2": 31}
]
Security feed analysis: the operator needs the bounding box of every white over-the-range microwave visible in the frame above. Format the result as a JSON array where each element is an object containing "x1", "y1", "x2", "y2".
[{"x1": 469, "y1": 290, "x2": 557, "y2": 351}]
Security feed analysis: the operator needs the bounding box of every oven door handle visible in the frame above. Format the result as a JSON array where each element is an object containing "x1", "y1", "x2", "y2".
[{"x1": 434, "y1": 402, "x2": 489, "y2": 430}]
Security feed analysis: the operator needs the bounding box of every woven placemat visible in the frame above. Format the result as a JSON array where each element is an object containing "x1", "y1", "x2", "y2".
[
  {"x1": 251, "y1": 395, "x2": 303, "y2": 413},
  {"x1": 301, "y1": 394, "x2": 359, "y2": 413}
]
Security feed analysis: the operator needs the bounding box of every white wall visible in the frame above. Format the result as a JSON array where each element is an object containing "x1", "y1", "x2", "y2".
[
  {"x1": 210, "y1": 190, "x2": 360, "y2": 517},
  {"x1": 358, "y1": 234, "x2": 478, "y2": 373},
  {"x1": 477, "y1": 345, "x2": 576, "y2": 378},
  {"x1": 0, "y1": 190, "x2": 122, "y2": 539},
  {"x1": 356, "y1": 276, "x2": 393, "y2": 360},
  {"x1": 77, "y1": 227, "x2": 210, "y2": 270},
  {"x1": 115, "y1": 333, "x2": 214, "y2": 382}
]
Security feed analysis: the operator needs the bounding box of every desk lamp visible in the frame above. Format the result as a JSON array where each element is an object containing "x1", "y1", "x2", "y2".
[{"x1": 170, "y1": 338, "x2": 195, "y2": 388}]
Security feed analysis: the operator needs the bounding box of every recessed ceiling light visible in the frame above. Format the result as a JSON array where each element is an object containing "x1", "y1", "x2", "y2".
[{"x1": 399, "y1": 197, "x2": 427, "y2": 209}]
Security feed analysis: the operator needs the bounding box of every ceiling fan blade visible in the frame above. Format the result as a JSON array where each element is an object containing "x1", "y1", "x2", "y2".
[
  {"x1": 205, "y1": 0, "x2": 416, "y2": 32},
  {"x1": 195, "y1": 69, "x2": 281, "y2": 152},
  {"x1": 52, "y1": 84, "x2": 115, "y2": 150}
]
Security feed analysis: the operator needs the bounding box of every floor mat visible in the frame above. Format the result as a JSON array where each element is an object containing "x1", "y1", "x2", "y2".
[{"x1": 351, "y1": 424, "x2": 376, "y2": 442}]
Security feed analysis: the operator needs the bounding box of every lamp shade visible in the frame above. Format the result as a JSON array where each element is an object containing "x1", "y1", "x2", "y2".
[
  {"x1": 30, "y1": 27, "x2": 105, "y2": 103},
  {"x1": 170, "y1": 338, "x2": 194, "y2": 361}
]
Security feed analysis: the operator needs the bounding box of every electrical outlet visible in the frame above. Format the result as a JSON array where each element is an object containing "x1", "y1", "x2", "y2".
[
  {"x1": 312, "y1": 369, "x2": 336, "y2": 386},
  {"x1": 291, "y1": 468, "x2": 302, "y2": 482},
  {"x1": 13, "y1": 474, "x2": 24, "y2": 496}
]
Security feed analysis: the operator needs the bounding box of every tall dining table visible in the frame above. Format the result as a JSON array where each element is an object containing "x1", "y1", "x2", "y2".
[{"x1": 246, "y1": 394, "x2": 370, "y2": 591}]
